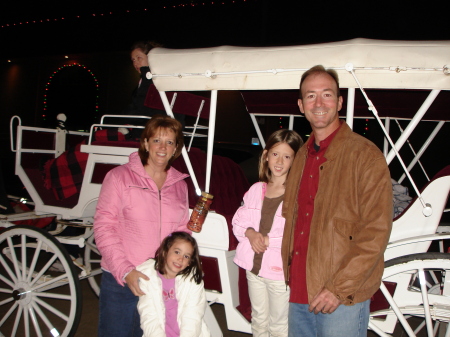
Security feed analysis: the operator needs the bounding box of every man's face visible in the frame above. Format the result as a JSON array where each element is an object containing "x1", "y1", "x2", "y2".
[{"x1": 298, "y1": 72, "x2": 343, "y2": 135}]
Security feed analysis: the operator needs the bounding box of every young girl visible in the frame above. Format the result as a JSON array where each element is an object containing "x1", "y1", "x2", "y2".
[
  {"x1": 233, "y1": 129, "x2": 303, "y2": 337},
  {"x1": 136, "y1": 232, "x2": 211, "y2": 337}
]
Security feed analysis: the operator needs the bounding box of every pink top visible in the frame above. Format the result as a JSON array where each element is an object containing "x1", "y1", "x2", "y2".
[
  {"x1": 94, "y1": 152, "x2": 190, "y2": 285},
  {"x1": 159, "y1": 272, "x2": 179, "y2": 337}
]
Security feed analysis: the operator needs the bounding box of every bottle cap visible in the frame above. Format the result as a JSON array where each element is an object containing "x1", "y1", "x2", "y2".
[{"x1": 201, "y1": 191, "x2": 214, "y2": 199}]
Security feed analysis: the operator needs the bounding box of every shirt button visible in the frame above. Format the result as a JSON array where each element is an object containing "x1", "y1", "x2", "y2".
[
  {"x1": 306, "y1": 213, "x2": 309, "y2": 216},
  {"x1": 316, "y1": 156, "x2": 319, "y2": 160},
  {"x1": 295, "y1": 251, "x2": 299, "y2": 255},
  {"x1": 310, "y1": 175, "x2": 313, "y2": 178},
  {"x1": 301, "y1": 231, "x2": 304, "y2": 235}
]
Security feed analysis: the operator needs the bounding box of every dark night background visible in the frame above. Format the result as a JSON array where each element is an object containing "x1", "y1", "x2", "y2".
[
  {"x1": 0, "y1": 0, "x2": 449, "y2": 202},
  {"x1": 1, "y1": 0, "x2": 449, "y2": 56}
]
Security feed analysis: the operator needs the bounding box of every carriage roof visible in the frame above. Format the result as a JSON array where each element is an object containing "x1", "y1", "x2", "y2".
[{"x1": 148, "y1": 38, "x2": 450, "y2": 92}]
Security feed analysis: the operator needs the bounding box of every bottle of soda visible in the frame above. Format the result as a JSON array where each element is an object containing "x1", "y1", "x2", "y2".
[{"x1": 187, "y1": 192, "x2": 214, "y2": 233}]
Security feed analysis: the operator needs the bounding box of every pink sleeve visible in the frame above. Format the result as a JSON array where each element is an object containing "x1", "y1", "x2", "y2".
[
  {"x1": 94, "y1": 170, "x2": 135, "y2": 285},
  {"x1": 232, "y1": 184, "x2": 260, "y2": 241}
]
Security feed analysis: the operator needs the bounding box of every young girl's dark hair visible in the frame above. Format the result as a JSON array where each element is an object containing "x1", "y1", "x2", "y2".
[
  {"x1": 154, "y1": 232, "x2": 203, "y2": 284},
  {"x1": 258, "y1": 129, "x2": 303, "y2": 183}
]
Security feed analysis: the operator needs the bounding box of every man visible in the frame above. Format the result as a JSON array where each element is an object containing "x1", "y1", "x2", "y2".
[{"x1": 281, "y1": 65, "x2": 392, "y2": 336}]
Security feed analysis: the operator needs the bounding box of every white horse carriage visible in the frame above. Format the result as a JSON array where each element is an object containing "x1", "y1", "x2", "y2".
[{"x1": 1, "y1": 38, "x2": 450, "y2": 337}]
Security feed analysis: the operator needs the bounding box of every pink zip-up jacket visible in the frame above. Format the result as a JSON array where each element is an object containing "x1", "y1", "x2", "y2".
[
  {"x1": 94, "y1": 152, "x2": 190, "y2": 285},
  {"x1": 232, "y1": 182, "x2": 286, "y2": 281}
]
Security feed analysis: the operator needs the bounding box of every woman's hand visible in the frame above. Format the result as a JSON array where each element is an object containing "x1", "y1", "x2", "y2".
[
  {"x1": 245, "y1": 228, "x2": 267, "y2": 254},
  {"x1": 125, "y1": 269, "x2": 150, "y2": 296}
]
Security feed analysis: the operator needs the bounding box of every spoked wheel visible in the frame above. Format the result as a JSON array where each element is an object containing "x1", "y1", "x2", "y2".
[
  {"x1": 369, "y1": 253, "x2": 450, "y2": 337},
  {"x1": 0, "y1": 225, "x2": 81, "y2": 337},
  {"x1": 83, "y1": 233, "x2": 102, "y2": 296}
]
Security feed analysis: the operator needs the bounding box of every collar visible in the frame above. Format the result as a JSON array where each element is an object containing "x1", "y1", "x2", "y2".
[{"x1": 307, "y1": 121, "x2": 343, "y2": 154}]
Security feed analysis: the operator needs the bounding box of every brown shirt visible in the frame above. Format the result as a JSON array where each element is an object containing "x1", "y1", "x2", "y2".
[{"x1": 251, "y1": 194, "x2": 284, "y2": 275}]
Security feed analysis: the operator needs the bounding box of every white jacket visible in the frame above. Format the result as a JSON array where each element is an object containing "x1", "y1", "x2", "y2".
[{"x1": 137, "y1": 259, "x2": 211, "y2": 337}]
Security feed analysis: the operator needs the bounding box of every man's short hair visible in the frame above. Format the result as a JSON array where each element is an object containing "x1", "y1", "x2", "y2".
[{"x1": 299, "y1": 65, "x2": 341, "y2": 99}]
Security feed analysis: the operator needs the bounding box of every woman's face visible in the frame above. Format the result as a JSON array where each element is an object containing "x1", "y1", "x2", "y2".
[
  {"x1": 131, "y1": 48, "x2": 149, "y2": 73},
  {"x1": 144, "y1": 127, "x2": 177, "y2": 168}
]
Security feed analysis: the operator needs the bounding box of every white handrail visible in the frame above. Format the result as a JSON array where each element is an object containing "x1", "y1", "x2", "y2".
[
  {"x1": 10, "y1": 115, "x2": 21, "y2": 152},
  {"x1": 87, "y1": 123, "x2": 146, "y2": 145},
  {"x1": 346, "y1": 88, "x2": 355, "y2": 130},
  {"x1": 205, "y1": 91, "x2": 218, "y2": 193}
]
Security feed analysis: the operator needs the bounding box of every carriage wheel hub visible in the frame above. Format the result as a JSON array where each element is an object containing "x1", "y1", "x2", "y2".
[{"x1": 12, "y1": 289, "x2": 25, "y2": 301}]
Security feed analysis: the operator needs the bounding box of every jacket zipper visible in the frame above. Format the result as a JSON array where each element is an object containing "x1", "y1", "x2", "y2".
[{"x1": 159, "y1": 189, "x2": 162, "y2": 243}]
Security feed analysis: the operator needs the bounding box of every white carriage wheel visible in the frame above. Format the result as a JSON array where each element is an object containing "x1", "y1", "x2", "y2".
[
  {"x1": 0, "y1": 225, "x2": 81, "y2": 337},
  {"x1": 83, "y1": 233, "x2": 102, "y2": 297},
  {"x1": 369, "y1": 253, "x2": 450, "y2": 337}
]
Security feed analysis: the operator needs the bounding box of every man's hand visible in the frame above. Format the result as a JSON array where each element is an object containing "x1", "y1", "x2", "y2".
[
  {"x1": 245, "y1": 228, "x2": 267, "y2": 254},
  {"x1": 309, "y1": 288, "x2": 342, "y2": 314},
  {"x1": 125, "y1": 269, "x2": 150, "y2": 296}
]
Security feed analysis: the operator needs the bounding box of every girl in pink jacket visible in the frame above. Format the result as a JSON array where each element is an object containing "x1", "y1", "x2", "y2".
[
  {"x1": 94, "y1": 115, "x2": 190, "y2": 337},
  {"x1": 232, "y1": 129, "x2": 302, "y2": 337}
]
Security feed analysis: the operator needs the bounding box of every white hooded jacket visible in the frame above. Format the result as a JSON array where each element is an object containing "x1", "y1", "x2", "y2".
[{"x1": 137, "y1": 259, "x2": 211, "y2": 337}]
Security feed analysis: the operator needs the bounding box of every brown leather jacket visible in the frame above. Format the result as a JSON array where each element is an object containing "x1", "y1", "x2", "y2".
[{"x1": 281, "y1": 123, "x2": 392, "y2": 305}]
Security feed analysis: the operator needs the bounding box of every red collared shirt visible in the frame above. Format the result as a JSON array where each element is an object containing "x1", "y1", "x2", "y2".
[{"x1": 289, "y1": 124, "x2": 341, "y2": 304}]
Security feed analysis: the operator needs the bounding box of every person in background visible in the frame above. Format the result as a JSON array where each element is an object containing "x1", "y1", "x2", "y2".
[
  {"x1": 124, "y1": 40, "x2": 162, "y2": 118},
  {"x1": 122, "y1": 41, "x2": 184, "y2": 139},
  {"x1": 233, "y1": 129, "x2": 303, "y2": 336},
  {"x1": 137, "y1": 232, "x2": 211, "y2": 337},
  {"x1": 281, "y1": 65, "x2": 393, "y2": 337},
  {"x1": 94, "y1": 115, "x2": 190, "y2": 337}
]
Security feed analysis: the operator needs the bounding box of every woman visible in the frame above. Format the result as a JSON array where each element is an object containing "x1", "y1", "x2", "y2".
[{"x1": 94, "y1": 115, "x2": 190, "y2": 337}]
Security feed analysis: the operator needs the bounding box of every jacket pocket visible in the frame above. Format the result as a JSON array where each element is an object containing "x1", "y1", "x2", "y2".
[
  {"x1": 123, "y1": 186, "x2": 157, "y2": 221},
  {"x1": 331, "y1": 218, "x2": 357, "y2": 266},
  {"x1": 333, "y1": 217, "x2": 357, "y2": 241}
]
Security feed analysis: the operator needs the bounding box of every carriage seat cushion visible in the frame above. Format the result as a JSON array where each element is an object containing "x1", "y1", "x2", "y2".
[
  {"x1": 392, "y1": 179, "x2": 412, "y2": 218},
  {"x1": 43, "y1": 141, "x2": 88, "y2": 200},
  {"x1": 43, "y1": 130, "x2": 140, "y2": 201}
]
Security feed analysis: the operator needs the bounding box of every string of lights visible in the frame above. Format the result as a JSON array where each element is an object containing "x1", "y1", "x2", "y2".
[
  {"x1": 363, "y1": 118, "x2": 369, "y2": 135},
  {"x1": 1, "y1": 0, "x2": 256, "y2": 29},
  {"x1": 42, "y1": 63, "x2": 99, "y2": 121}
]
